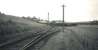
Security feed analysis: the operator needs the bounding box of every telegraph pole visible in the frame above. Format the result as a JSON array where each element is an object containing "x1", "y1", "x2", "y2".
[
  {"x1": 62, "y1": 4, "x2": 65, "y2": 32},
  {"x1": 48, "y1": 12, "x2": 49, "y2": 25}
]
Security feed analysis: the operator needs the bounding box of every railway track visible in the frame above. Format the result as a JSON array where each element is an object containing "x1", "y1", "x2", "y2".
[
  {"x1": 56, "y1": 27, "x2": 85, "y2": 49},
  {"x1": 0, "y1": 26, "x2": 90, "y2": 50},
  {"x1": 20, "y1": 27, "x2": 60, "y2": 50},
  {"x1": 20, "y1": 26, "x2": 98, "y2": 50},
  {"x1": 64, "y1": 27, "x2": 90, "y2": 50},
  {"x1": 0, "y1": 26, "x2": 54, "y2": 48},
  {"x1": 63, "y1": 27, "x2": 85, "y2": 50}
]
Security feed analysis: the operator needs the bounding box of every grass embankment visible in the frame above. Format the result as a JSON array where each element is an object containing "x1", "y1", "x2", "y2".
[{"x1": 0, "y1": 14, "x2": 48, "y2": 44}]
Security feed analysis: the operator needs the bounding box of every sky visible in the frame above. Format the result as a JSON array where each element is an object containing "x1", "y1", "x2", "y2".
[{"x1": 0, "y1": 0, "x2": 98, "y2": 22}]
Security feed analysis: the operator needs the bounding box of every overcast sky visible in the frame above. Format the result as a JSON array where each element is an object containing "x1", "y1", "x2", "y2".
[{"x1": 0, "y1": 0, "x2": 97, "y2": 22}]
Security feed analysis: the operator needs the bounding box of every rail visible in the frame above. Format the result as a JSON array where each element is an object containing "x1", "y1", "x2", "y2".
[{"x1": 20, "y1": 27, "x2": 60, "y2": 50}]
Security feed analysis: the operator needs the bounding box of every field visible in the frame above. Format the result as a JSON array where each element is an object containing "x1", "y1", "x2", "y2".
[
  {"x1": 0, "y1": 13, "x2": 98, "y2": 50},
  {"x1": 0, "y1": 14, "x2": 51, "y2": 50},
  {"x1": 39, "y1": 25, "x2": 98, "y2": 50}
]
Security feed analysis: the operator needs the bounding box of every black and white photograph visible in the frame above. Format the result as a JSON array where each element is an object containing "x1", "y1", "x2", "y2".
[{"x1": 0, "y1": 0, "x2": 98, "y2": 50}]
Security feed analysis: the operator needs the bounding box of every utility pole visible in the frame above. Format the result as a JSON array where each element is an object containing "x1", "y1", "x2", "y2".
[
  {"x1": 48, "y1": 12, "x2": 49, "y2": 25},
  {"x1": 62, "y1": 4, "x2": 65, "y2": 32}
]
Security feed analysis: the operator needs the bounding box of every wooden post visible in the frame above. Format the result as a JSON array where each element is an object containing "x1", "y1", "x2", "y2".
[{"x1": 62, "y1": 4, "x2": 65, "y2": 32}]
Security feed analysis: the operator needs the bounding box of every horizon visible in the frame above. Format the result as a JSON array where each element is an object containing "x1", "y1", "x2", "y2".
[
  {"x1": 0, "y1": 0, "x2": 98, "y2": 22},
  {"x1": 0, "y1": 12, "x2": 96, "y2": 23}
]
